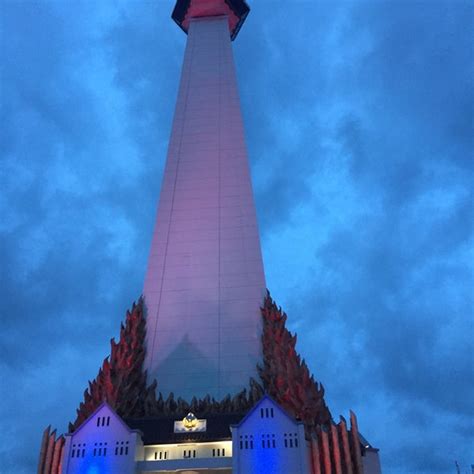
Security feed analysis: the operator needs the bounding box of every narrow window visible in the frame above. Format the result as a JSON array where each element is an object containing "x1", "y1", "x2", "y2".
[
  {"x1": 270, "y1": 408, "x2": 274, "y2": 418},
  {"x1": 265, "y1": 408, "x2": 269, "y2": 418},
  {"x1": 96, "y1": 417, "x2": 100, "y2": 427},
  {"x1": 101, "y1": 417, "x2": 105, "y2": 427},
  {"x1": 260, "y1": 408, "x2": 264, "y2": 418}
]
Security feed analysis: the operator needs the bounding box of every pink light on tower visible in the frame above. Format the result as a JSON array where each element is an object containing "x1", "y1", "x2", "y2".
[{"x1": 143, "y1": 0, "x2": 266, "y2": 401}]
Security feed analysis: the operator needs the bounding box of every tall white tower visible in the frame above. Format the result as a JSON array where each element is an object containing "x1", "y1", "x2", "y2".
[{"x1": 143, "y1": 0, "x2": 266, "y2": 401}]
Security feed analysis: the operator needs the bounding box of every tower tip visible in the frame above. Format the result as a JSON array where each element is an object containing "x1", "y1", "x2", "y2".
[{"x1": 172, "y1": 0, "x2": 250, "y2": 40}]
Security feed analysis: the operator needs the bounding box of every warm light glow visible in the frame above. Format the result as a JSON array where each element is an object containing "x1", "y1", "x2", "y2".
[{"x1": 144, "y1": 441, "x2": 232, "y2": 461}]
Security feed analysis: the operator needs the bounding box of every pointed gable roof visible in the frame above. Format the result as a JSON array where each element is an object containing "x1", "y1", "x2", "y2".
[
  {"x1": 232, "y1": 394, "x2": 304, "y2": 428},
  {"x1": 68, "y1": 401, "x2": 141, "y2": 438}
]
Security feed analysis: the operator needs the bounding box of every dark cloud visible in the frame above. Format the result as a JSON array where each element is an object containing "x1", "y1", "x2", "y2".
[{"x1": 1, "y1": 1, "x2": 472, "y2": 473}]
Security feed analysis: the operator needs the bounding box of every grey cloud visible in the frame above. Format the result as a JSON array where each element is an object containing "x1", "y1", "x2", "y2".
[{"x1": 1, "y1": 1, "x2": 472, "y2": 473}]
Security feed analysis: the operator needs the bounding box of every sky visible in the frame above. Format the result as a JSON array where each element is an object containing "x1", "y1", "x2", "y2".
[{"x1": 0, "y1": 0, "x2": 473, "y2": 473}]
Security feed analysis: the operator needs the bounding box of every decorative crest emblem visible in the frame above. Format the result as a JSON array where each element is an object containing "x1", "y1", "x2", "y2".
[{"x1": 183, "y1": 412, "x2": 198, "y2": 430}]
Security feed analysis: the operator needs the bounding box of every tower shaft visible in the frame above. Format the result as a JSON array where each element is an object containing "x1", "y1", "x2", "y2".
[{"x1": 143, "y1": 15, "x2": 266, "y2": 400}]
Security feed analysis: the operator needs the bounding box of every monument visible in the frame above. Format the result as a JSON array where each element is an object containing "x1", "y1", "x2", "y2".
[
  {"x1": 37, "y1": 1, "x2": 382, "y2": 473},
  {"x1": 143, "y1": 0, "x2": 265, "y2": 401}
]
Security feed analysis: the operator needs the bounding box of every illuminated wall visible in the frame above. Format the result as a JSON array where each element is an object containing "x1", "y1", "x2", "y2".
[
  {"x1": 231, "y1": 396, "x2": 310, "y2": 474},
  {"x1": 143, "y1": 440, "x2": 232, "y2": 461},
  {"x1": 61, "y1": 403, "x2": 143, "y2": 474}
]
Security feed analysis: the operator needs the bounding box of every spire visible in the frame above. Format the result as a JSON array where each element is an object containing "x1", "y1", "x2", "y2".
[{"x1": 143, "y1": 4, "x2": 266, "y2": 400}]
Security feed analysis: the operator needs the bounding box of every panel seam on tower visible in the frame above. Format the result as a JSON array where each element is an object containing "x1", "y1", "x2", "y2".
[{"x1": 217, "y1": 18, "x2": 223, "y2": 397}]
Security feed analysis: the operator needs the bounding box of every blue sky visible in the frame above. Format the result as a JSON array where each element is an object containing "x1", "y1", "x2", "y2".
[{"x1": 1, "y1": 1, "x2": 473, "y2": 473}]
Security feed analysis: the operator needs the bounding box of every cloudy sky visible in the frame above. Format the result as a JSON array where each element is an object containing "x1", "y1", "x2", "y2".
[{"x1": 1, "y1": 0, "x2": 473, "y2": 473}]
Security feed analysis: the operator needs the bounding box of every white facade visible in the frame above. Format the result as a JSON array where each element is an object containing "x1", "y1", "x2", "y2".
[
  {"x1": 60, "y1": 398, "x2": 309, "y2": 474},
  {"x1": 61, "y1": 403, "x2": 143, "y2": 474},
  {"x1": 143, "y1": 14, "x2": 266, "y2": 401},
  {"x1": 231, "y1": 396, "x2": 310, "y2": 474},
  {"x1": 60, "y1": 398, "x2": 382, "y2": 474}
]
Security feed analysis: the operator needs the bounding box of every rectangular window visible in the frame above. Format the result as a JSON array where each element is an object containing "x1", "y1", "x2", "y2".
[
  {"x1": 262, "y1": 434, "x2": 276, "y2": 448},
  {"x1": 240, "y1": 435, "x2": 253, "y2": 450},
  {"x1": 284, "y1": 433, "x2": 298, "y2": 448}
]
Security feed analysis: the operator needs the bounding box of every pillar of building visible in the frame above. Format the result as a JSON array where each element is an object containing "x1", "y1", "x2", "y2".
[{"x1": 143, "y1": 0, "x2": 265, "y2": 401}]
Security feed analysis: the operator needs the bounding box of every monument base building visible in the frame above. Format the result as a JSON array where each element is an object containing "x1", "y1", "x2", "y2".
[
  {"x1": 46, "y1": 396, "x2": 380, "y2": 474},
  {"x1": 37, "y1": 1, "x2": 382, "y2": 473},
  {"x1": 38, "y1": 297, "x2": 382, "y2": 474}
]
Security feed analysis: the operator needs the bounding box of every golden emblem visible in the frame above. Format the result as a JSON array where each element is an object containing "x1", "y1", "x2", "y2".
[{"x1": 182, "y1": 412, "x2": 198, "y2": 430}]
